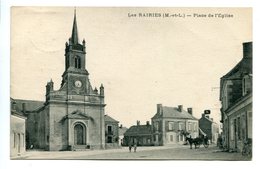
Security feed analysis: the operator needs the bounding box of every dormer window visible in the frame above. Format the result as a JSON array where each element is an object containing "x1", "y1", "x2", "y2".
[{"x1": 75, "y1": 56, "x2": 81, "y2": 69}]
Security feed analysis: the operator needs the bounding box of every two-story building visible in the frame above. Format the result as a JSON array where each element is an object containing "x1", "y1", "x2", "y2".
[
  {"x1": 104, "y1": 114, "x2": 119, "y2": 148},
  {"x1": 219, "y1": 42, "x2": 252, "y2": 152},
  {"x1": 199, "y1": 111, "x2": 219, "y2": 144},
  {"x1": 152, "y1": 104, "x2": 199, "y2": 146}
]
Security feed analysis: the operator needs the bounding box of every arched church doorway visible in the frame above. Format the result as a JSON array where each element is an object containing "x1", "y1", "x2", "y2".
[{"x1": 74, "y1": 123, "x2": 86, "y2": 145}]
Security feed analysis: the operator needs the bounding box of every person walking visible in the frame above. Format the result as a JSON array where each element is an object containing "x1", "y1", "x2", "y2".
[
  {"x1": 134, "y1": 143, "x2": 137, "y2": 152},
  {"x1": 129, "y1": 143, "x2": 132, "y2": 152}
]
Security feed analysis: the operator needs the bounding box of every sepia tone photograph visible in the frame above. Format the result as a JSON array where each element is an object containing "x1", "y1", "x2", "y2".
[{"x1": 10, "y1": 7, "x2": 252, "y2": 160}]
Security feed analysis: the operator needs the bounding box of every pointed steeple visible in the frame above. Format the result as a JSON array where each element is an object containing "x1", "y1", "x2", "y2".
[{"x1": 71, "y1": 8, "x2": 79, "y2": 44}]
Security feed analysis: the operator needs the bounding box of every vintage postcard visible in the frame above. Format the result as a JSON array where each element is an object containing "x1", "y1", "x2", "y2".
[{"x1": 10, "y1": 7, "x2": 252, "y2": 160}]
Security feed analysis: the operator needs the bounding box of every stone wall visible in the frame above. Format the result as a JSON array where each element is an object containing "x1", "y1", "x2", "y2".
[{"x1": 10, "y1": 115, "x2": 26, "y2": 157}]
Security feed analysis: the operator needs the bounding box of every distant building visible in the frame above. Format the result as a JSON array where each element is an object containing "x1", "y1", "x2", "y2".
[
  {"x1": 152, "y1": 104, "x2": 199, "y2": 146},
  {"x1": 118, "y1": 125, "x2": 128, "y2": 146},
  {"x1": 11, "y1": 99, "x2": 44, "y2": 150},
  {"x1": 219, "y1": 42, "x2": 252, "y2": 152},
  {"x1": 123, "y1": 121, "x2": 153, "y2": 146},
  {"x1": 104, "y1": 114, "x2": 119, "y2": 148},
  {"x1": 199, "y1": 111, "x2": 219, "y2": 144},
  {"x1": 10, "y1": 99, "x2": 27, "y2": 157}
]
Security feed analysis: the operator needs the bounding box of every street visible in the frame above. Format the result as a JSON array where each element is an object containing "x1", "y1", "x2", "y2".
[{"x1": 13, "y1": 144, "x2": 251, "y2": 160}]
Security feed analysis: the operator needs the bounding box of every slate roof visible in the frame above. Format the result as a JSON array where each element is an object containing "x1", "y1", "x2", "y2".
[
  {"x1": 119, "y1": 127, "x2": 128, "y2": 136},
  {"x1": 104, "y1": 114, "x2": 119, "y2": 123},
  {"x1": 152, "y1": 106, "x2": 197, "y2": 120},
  {"x1": 199, "y1": 115, "x2": 218, "y2": 124},
  {"x1": 11, "y1": 98, "x2": 44, "y2": 112},
  {"x1": 124, "y1": 125, "x2": 152, "y2": 136},
  {"x1": 219, "y1": 42, "x2": 252, "y2": 99}
]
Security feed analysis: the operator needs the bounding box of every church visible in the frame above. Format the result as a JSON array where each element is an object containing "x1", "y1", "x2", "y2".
[{"x1": 11, "y1": 11, "x2": 109, "y2": 151}]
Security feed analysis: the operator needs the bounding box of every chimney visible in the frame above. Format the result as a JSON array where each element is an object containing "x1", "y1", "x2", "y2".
[
  {"x1": 12, "y1": 101, "x2": 16, "y2": 110},
  {"x1": 146, "y1": 121, "x2": 150, "y2": 126},
  {"x1": 243, "y1": 42, "x2": 252, "y2": 58},
  {"x1": 204, "y1": 110, "x2": 211, "y2": 114},
  {"x1": 157, "y1": 104, "x2": 163, "y2": 115},
  {"x1": 120, "y1": 124, "x2": 123, "y2": 128},
  {"x1": 187, "y1": 108, "x2": 193, "y2": 115},
  {"x1": 137, "y1": 120, "x2": 140, "y2": 126},
  {"x1": 178, "y1": 105, "x2": 183, "y2": 112}
]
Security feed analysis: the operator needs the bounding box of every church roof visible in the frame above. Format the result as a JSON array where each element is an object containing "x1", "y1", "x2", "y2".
[
  {"x1": 71, "y1": 9, "x2": 79, "y2": 44},
  {"x1": 124, "y1": 125, "x2": 152, "y2": 136},
  {"x1": 152, "y1": 106, "x2": 197, "y2": 120},
  {"x1": 11, "y1": 98, "x2": 44, "y2": 112},
  {"x1": 104, "y1": 114, "x2": 119, "y2": 123}
]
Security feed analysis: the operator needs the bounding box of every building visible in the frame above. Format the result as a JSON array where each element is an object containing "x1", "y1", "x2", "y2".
[
  {"x1": 219, "y1": 42, "x2": 252, "y2": 152},
  {"x1": 118, "y1": 125, "x2": 128, "y2": 146},
  {"x1": 123, "y1": 121, "x2": 153, "y2": 146},
  {"x1": 104, "y1": 114, "x2": 119, "y2": 148},
  {"x1": 10, "y1": 99, "x2": 27, "y2": 157},
  {"x1": 11, "y1": 11, "x2": 107, "y2": 151},
  {"x1": 152, "y1": 104, "x2": 199, "y2": 146},
  {"x1": 199, "y1": 111, "x2": 219, "y2": 144}
]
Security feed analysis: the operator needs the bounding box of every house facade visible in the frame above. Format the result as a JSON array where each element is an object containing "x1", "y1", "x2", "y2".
[
  {"x1": 119, "y1": 125, "x2": 128, "y2": 146},
  {"x1": 104, "y1": 114, "x2": 119, "y2": 148},
  {"x1": 199, "y1": 111, "x2": 219, "y2": 144},
  {"x1": 10, "y1": 99, "x2": 27, "y2": 157},
  {"x1": 123, "y1": 121, "x2": 153, "y2": 146},
  {"x1": 219, "y1": 42, "x2": 252, "y2": 152},
  {"x1": 152, "y1": 104, "x2": 199, "y2": 146}
]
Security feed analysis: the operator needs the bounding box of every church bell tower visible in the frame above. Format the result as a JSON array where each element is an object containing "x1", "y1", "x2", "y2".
[{"x1": 60, "y1": 10, "x2": 90, "y2": 95}]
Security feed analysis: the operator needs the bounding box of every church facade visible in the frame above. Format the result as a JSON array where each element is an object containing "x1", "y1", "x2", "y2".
[{"x1": 12, "y1": 12, "x2": 106, "y2": 151}]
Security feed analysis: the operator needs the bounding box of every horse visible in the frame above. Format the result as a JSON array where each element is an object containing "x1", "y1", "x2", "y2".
[{"x1": 185, "y1": 136, "x2": 202, "y2": 149}]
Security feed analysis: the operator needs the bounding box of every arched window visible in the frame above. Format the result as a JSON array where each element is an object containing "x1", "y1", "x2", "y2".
[{"x1": 74, "y1": 56, "x2": 81, "y2": 69}]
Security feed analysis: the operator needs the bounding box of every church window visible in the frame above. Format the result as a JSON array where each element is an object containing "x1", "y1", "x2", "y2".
[{"x1": 75, "y1": 56, "x2": 81, "y2": 69}]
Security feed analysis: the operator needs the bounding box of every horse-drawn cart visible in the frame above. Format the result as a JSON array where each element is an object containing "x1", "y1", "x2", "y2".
[{"x1": 186, "y1": 136, "x2": 209, "y2": 149}]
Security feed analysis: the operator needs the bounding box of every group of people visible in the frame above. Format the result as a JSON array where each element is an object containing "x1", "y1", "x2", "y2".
[{"x1": 129, "y1": 143, "x2": 137, "y2": 152}]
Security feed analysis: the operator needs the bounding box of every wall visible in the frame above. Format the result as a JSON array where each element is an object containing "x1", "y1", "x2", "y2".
[
  {"x1": 228, "y1": 97, "x2": 252, "y2": 152},
  {"x1": 10, "y1": 115, "x2": 26, "y2": 157}
]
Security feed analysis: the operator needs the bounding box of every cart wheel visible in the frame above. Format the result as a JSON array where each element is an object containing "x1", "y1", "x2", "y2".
[{"x1": 197, "y1": 143, "x2": 200, "y2": 148}]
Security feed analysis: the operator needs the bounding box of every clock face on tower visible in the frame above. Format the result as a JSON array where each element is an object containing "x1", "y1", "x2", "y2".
[{"x1": 74, "y1": 80, "x2": 82, "y2": 88}]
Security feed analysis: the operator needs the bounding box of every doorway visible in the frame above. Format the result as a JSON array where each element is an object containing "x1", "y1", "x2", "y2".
[{"x1": 74, "y1": 123, "x2": 86, "y2": 145}]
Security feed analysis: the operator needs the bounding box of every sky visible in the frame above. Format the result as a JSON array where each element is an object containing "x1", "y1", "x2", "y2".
[{"x1": 11, "y1": 7, "x2": 252, "y2": 128}]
